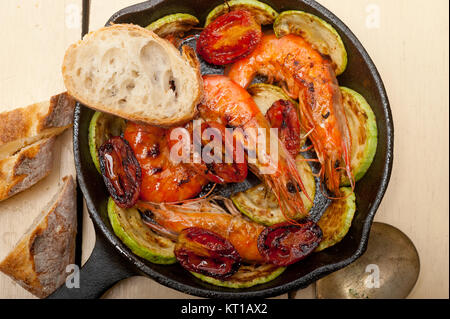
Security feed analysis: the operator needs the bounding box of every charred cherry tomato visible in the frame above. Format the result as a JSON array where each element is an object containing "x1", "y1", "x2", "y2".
[
  {"x1": 257, "y1": 221, "x2": 322, "y2": 266},
  {"x1": 266, "y1": 99, "x2": 302, "y2": 157},
  {"x1": 197, "y1": 10, "x2": 262, "y2": 65},
  {"x1": 202, "y1": 160, "x2": 247, "y2": 184},
  {"x1": 175, "y1": 227, "x2": 242, "y2": 279},
  {"x1": 198, "y1": 122, "x2": 247, "y2": 184},
  {"x1": 98, "y1": 136, "x2": 142, "y2": 208},
  {"x1": 168, "y1": 121, "x2": 248, "y2": 184}
]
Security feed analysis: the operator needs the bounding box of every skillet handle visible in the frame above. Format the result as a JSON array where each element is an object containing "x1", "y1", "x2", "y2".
[{"x1": 47, "y1": 232, "x2": 136, "y2": 299}]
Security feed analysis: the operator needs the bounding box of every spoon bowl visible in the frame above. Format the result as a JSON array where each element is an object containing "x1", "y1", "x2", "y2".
[{"x1": 316, "y1": 222, "x2": 420, "y2": 299}]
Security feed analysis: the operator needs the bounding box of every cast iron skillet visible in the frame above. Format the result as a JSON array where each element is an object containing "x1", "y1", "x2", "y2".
[{"x1": 49, "y1": 0, "x2": 394, "y2": 299}]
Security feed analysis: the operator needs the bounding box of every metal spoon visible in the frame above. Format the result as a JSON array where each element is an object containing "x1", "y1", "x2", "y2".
[{"x1": 315, "y1": 222, "x2": 420, "y2": 299}]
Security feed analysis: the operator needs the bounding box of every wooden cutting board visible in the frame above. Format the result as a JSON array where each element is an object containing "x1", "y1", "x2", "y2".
[{"x1": 0, "y1": 0, "x2": 448, "y2": 299}]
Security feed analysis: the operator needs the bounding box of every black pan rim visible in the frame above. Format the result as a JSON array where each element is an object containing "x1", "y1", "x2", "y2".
[{"x1": 74, "y1": 0, "x2": 394, "y2": 299}]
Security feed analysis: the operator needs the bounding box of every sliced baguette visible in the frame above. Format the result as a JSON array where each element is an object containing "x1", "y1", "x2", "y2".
[
  {"x1": 0, "y1": 92, "x2": 75, "y2": 160},
  {"x1": 0, "y1": 176, "x2": 77, "y2": 298},
  {"x1": 62, "y1": 24, "x2": 203, "y2": 127},
  {"x1": 0, "y1": 137, "x2": 56, "y2": 202}
]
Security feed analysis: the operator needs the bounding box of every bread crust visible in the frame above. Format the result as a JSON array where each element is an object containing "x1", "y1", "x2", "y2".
[
  {"x1": 0, "y1": 137, "x2": 56, "y2": 202},
  {"x1": 0, "y1": 176, "x2": 77, "y2": 298},
  {"x1": 0, "y1": 93, "x2": 75, "y2": 151},
  {"x1": 181, "y1": 45, "x2": 203, "y2": 123},
  {"x1": 62, "y1": 24, "x2": 203, "y2": 127}
]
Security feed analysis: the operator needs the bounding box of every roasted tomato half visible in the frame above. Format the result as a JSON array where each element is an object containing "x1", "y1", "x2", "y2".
[
  {"x1": 197, "y1": 10, "x2": 262, "y2": 65},
  {"x1": 257, "y1": 221, "x2": 322, "y2": 266},
  {"x1": 266, "y1": 99, "x2": 302, "y2": 157},
  {"x1": 198, "y1": 121, "x2": 248, "y2": 184},
  {"x1": 175, "y1": 227, "x2": 242, "y2": 279},
  {"x1": 168, "y1": 121, "x2": 248, "y2": 184},
  {"x1": 98, "y1": 136, "x2": 142, "y2": 208}
]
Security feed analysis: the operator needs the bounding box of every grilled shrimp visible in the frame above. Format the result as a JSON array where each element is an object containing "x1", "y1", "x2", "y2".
[
  {"x1": 124, "y1": 122, "x2": 209, "y2": 203},
  {"x1": 199, "y1": 75, "x2": 311, "y2": 221},
  {"x1": 137, "y1": 200, "x2": 265, "y2": 262},
  {"x1": 228, "y1": 34, "x2": 353, "y2": 194}
]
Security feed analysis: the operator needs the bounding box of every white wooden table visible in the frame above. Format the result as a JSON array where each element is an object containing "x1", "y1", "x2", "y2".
[{"x1": 0, "y1": 0, "x2": 448, "y2": 299}]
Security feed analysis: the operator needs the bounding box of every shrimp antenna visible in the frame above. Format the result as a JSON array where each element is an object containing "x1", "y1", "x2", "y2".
[
  {"x1": 224, "y1": 0, "x2": 231, "y2": 12},
  {"x1": 300, "y1": 144, "x2": 314, "y2": 152},
  {"x1": 286, "y1": 152, "x2": 313, "y2": 203},
  {"x1": 267, "y1": 177, "x2": 304, "y2": 226}
]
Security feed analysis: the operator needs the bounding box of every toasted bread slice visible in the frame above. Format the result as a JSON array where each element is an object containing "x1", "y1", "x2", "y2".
[
  {"x1": 0, "y1": 176, "x2": 77, "y2": 298},
  {"x1": 0, "y1": 137, "x2": 56, "y2": 202},
  {"x1": 0, "y1": 92, "x2": 75, "y2": 160},
  {"x1": 62, "y1": 24, "x2": 203, "y2": 127}
]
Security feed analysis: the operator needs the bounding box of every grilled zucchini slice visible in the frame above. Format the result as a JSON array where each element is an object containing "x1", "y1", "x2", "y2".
[
  {"x1": 108, "y1": 198, "x2": 177, "y2": 264},
  {"x1": 205, "y1": 0, "x2": 278, "y2": 26},
  {"x1": 191, "y1": 263, "x2": 285, "y2": 288},
  {"x1": 340, "y1": 87, "x2": 378, "y2": 185},
  {"x1": 316, "y1": 187, "x2": 356, "y2": 252},
  {"x1": 273, "y1": 10, "x2": 347, "y2": 75},
  {"x1": 231, "y1": 154, "x2": 315, "y2": 225},
  {"x1": 88, "y1": 111, "x2": 126, "y2": 173},
  {"x1": 146, "y1": 13, "x2": 199, "y2": 38}
]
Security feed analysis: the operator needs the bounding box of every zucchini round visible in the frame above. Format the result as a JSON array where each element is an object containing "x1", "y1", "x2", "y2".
[
  {"x1": 316, "y1": 187, "x2": 356, "y2": 252},
  {"x1": 231, "y1": 154, "x2": 316, "y2": 225},
  {"x1": 205, "y1": 0, "x2": 278, "y2": 27},
  {"x1": 107, "y1": 198, "x2": 177, "y2": 264},
  {"x1": 88, "y1": 111, "x2": 126, "y2": 173},
  {"x1": 340, "y1": 87, "x2": 378, "y2": 185},
  {"x1": 273, "y1": 10, "x2": 347, "y2": 75},
  {"x1": 191, "y1": 263, "x2": 285, "y2": 288},
  {"x1": 146, "y1": 13, "x2": 199, "y2": 38}
]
